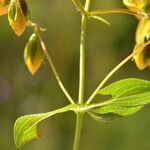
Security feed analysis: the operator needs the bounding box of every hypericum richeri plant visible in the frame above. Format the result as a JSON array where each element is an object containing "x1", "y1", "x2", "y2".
[{"x1": 1, "y1": 0, "x2": 150, "y2": 149}]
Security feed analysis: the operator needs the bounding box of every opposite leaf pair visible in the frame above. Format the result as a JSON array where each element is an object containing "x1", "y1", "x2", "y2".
[
  {"x1": 0, "y1": 0, "x2": 29, "y2": 36},
  {"x1": 14, "y1": 78, "x2": 150, "y2": 148}
]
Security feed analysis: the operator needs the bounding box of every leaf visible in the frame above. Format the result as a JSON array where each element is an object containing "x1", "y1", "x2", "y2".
[
  {"x1": 8, "y1": 0, "x2": 29, "y2": 36},
  {"x1": 99, "y1": 78, "x2": 150, "y2": 98},
  {"x1": 14, "y1": 104, "x2": 76, "y2": 148},
  {"x1": 89, "y1": 78, "x2": 150, "y2": 122},
  {"x1": 90, "y1": 15, "x2": 110, "y2": 26},
  {"x1": 24, "y1": 33, "x2": 45, "y2": 75}
]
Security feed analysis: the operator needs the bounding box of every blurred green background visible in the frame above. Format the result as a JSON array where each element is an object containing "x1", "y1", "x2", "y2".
[{"x1": 0, "y1": 0, "x2": 150, "y2": 150}]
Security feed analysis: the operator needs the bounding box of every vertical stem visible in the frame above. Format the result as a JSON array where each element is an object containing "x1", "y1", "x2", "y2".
[
  {"x1": 78, "y1": 0, "x2": 91, "y2": 104},
  {"x1": 73, "y1": 0, "x2": 91, "y2": 150},
  {"x1": 73, "y1": 113, "x2": 84, "y2": 150}
]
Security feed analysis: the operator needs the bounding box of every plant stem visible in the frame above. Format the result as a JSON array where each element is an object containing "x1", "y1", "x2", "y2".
[
  {"x1": 72, "y1": 0, "x2": 85, "y2": 14},
  {"x1": 73, "y1": 0, "x2": 91, "y2": 150},
  {"x1": 86, "y1": 53, "x2": 135, "y2": 104},
  {"x1": 86, "y1": 40, "x2": 150, "y2": 104},
  {"x1": 39, "y1": 36, "x2": 75, "y2": 104},
  {"x1": 89, "y1": 9, "x2": 144, "y2": 18},
  {"x1": 78, "y1": 0, "x2": 91, "y2": 104},
  {"x1": 73, "y1": 113, "x2": 84, "y2": 150}
]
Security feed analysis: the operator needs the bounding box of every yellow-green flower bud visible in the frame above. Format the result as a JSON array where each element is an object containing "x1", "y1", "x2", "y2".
[
  {"x1": 0, "y1": 0, "x2": 10, "y2": 16},
  {"x1": 8, "y1": 0, "x2": 29, "y2": 36},
  {"x1": 136, "y1": 17, "x2": 150, "y2": 43},
  {"x1": 123, "y1": 0, "x2": 150, "y2": 15},
  {"x1": 144, "y1": 0, "x2": 150, "y2": 14},
  {"x1": 123, "y1": 0, "x2": 145, "y2": 12},
  {"x1": 24, "y1": 33, "x2": 45, "y2": 75},
  {"x1": 134, "y1": 34, "x2": 150, "y2": 70}
]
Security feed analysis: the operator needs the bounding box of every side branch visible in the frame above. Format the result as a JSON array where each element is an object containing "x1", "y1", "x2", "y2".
[
  {"x1": 39, "y1": 35, "x2": 75, "y2": 104},
  {"x1": 72, "y1": 0, "x2": 85, "y2": 14},
  {"x1": 86, "y1": 40, "x2": 150, "y2": 104},
  {"x1": 89, "y1": 9, "x2": 144, "y2": 18}
]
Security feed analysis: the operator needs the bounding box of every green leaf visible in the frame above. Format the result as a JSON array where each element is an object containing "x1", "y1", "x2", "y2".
[
  {"x1": 99, "y1": 78, "x2": 150, "y2": 98},
  {"x1": 14, "y1": 104, "x2": 76, "y2": 148},
  {"x1": 90, "y1": 15, "x2": 110, "y2": 26},
  {"x1": 89, "y1": 78, "x2": 150, "y2": 122}
]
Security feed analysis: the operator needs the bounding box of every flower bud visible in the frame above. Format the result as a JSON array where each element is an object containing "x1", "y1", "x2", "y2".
[
  {"x1": 123, "y1": 0, "x2": 145, "y2": 12},
  {"x1": 123, "y1": 0, "x2": 150, "y2": 14},
  {"x1": 143, "y1": 0, "x2": 150, "y2": 14},
  {"x1": 123, "y1": 0, "x2": 150, "y2": 70},
  {"x1": 0, "y1": 0, "x2": 10, "y2": 16},
  {"x1": 134, "y1": 34, "x2": 150, "y2": 70},
  {"x1": 8, "y1": 0, "x2": 29, "y2": 36},
  {"x1": 136, "y1": 17, "x2": 150, "y2": 43},
  {"x1": 24, "y1": 33, "x2": 45, "y2": 75}
]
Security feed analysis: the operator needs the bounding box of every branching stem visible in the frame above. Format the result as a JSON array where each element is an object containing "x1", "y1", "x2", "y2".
[
  {"x1": 73, "y1": 113, "x2": 84, "y2": 150},
  {"x1": 39, "y1": 35, "x2": 75, "y2": 104},
  {"x1": 73, "y1": 0, "x2": 91, "y2": 150},
  {"x1": 86, "y1": 40, "x2": 150, "y2": 104},
  {"x1": 78, "y1": 0, "x2": 91, "y2": 104},
  {"x1": 89, "y1": 8, "x2": 145, "y2": 18}
]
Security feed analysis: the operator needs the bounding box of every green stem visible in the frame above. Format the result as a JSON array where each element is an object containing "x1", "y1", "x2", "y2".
[
  {"x1": 39, "y1": 36, "x2": 75, "y2": 104},
  {"x1": 86, "y1": 40, "x2": 150, "y2": 104},
  {"x1": 86, "y1": 53, "x2": 135, "y2": 104},
  {"x1": 78, "y1": 0, "x2": 91, "y2": 104},
  {"x1": 73, "y1": 113, "x2": 84, "y2": 150},
  {"x1": 89, "y1": 9, "x2": 142, "y2": 18},
  {"x1": 72, "y1": 0, "x2": 85, "y2": 14},
  {"x1": 73, "y1": 0, "x2": 91, "y2": 150}
]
